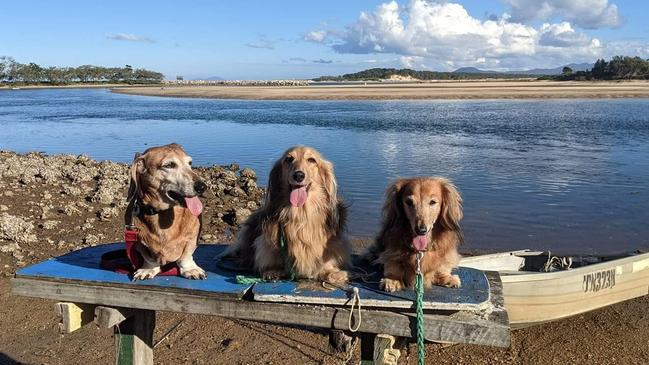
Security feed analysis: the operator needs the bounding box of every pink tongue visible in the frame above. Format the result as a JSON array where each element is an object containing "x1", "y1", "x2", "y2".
[
  {"x1": 289, "y1": 186, "x2": 308, "y2": 207},
  {"x1": 184, "y1": 197, "x2": 203, "y2": 216},
  {"x1": 412, "y1": 235, "x2": 429, "y2": 251}
]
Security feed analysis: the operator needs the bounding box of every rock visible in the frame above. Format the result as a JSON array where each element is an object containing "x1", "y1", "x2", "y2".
[
  {"x1": 0, "y1": 213, "x2": 37, "y2": 243},
  {"x1": 0, "y1": 205, "x2": 8, "y2": 211},
  {"x1": 234, "y1": 208, "x2": 252, "y2": 224},
  {"x1": 240, "y1": 167, "x2": 256, "y2": 180},
  {"x1": 98, "y1": 206, "x2": 119, "y2": 221},
  {"x1": 41, "y1": 220, "x2": 59, "y2": 229}
]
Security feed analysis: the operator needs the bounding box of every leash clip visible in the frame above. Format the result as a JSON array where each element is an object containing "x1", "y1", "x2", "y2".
[{"x1": 415, "y1": 251, "x2": 423, "y2": 275}]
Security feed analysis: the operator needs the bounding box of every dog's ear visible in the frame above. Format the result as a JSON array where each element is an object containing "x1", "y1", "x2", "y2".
[
  {"x1": 439, "y1": 178, "x2": 463, "y2": 232},
  {"x1": 264, "y1": 157, "x2": 284, "y2": 208},
  {"x1": 126, "y1": 152, "x2": 144, "y2": 203},
  {"x1": 383, "y1": 179, "x2": 407, "y2": 228},
  {"x1": 318, "y1": 158, "x2": 340, "y2": 229}
]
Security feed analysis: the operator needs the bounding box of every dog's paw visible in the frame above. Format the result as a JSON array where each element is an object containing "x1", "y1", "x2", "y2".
[
  {"x1": 435, "y1": 274, "x2": 461, "y2": 288},
  {"x1": 133, "y1": 267, "x2": 161, "y2": 281},
  {"x1": 180, "y1": 266, "x2": 207, "y2": 280},
  {"x1": 325, "y1": 270, "x2": 349, "y2": 284},
  {"x1": 380, "y1": 278, "x2": 404, "y2": 292},
  {"x1": 262, "y1": 270, "x2": 285, "y2": 281}
]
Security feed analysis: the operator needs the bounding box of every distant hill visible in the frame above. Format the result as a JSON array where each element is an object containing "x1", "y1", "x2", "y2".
[
  {"x1": 513, "y1": 63, "x2": 593, "y2": 75},
  {"x1": 314, "y1": 67, "x2": 531, "y2": 82},
  {"x1": 453, "y1": 67, "x2": 499, "y2": 74},
  {"x1": 453, "y1": 63, "x2": 594, "y2": 76}
]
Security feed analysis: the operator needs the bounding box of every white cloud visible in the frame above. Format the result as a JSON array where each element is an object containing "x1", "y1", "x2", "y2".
[
  {"x1": 107, "y1": 33, "x2": 154, "y2": 43},
  {"x1": 330, "y1": 1, "x2": 603, "y2": 70},
  {"x1": 312, "y1": 58, "x2": 334, "y2": 64},
  {"x1": 504, "y1": 0, "x2": 621, "y2": 29},
  {"x1": 539, "y1": 22, "x2": 593, "y2": 47},
  {"x1": 304, "y1": 30, "x2": 328, "y2": 43},
  {"x1": 246, "y1": 38, "x2": 275, "y2": 50}
]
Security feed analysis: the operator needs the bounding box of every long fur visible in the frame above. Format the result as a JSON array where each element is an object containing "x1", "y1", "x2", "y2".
[
  {"x1": 365, "y1": 177, "x2": 464, "y2": 291},
  {"x1": 226, "y1": 146, "x2": 350, "y2": 283}
]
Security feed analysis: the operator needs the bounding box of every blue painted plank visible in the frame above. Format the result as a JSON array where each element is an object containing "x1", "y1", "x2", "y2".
[
  {"x1": 252, "y1": 266, "x2": 491, "y2": 310},
  {"x1": 16, "y1": 243, "x2": 252, "y2": 299}
]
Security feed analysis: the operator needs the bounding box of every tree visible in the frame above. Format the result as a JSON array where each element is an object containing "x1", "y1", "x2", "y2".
[{"x1": 562, "y1": 66, "x2": 573, "y2": 76}]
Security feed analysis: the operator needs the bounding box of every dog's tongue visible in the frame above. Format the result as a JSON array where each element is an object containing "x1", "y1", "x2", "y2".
[
  {"x1": 184, "y1": 196, "x2": 203, "y2": 216},
  {"x1": 289, "y1": 186, "x2": 308, "y2": 208},
  {"x1": 412, "y1": 235, "x2": 429, "y2": 251}
]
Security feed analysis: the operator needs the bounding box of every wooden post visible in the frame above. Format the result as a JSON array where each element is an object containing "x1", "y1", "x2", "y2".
[
  {"x1": 114, "y1": 309, "x2": 155, "y2": 365},
  {"x1": 54, "y1": 302, "x2": 95, "y2": 334},
  {"x1": 373, "y1": 334, "x2": 401, "y2": 365}
]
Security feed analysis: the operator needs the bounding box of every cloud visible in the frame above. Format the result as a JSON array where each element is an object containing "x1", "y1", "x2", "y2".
[
  {"x1": 539, "y1": 22, "x2": 593, "y2": 47},
  {"x1": 312, "y1": 58, "x2": 334, "y2": 64},
  {"x1": 288, "y1": 57, "x2": 307, "y2": 62},
  {"x1": 107, "y1": 33, "x2": 154, "y2": 43},
  {"x1": 304, "y1": 30, "x2": 328, "y2": 43},
  {"x1": 246, "y1": 37, "x2": 275, "y2": 49},
  {"x1": 330, "y1": 1, "x2": 603, "y2": 70},
  {"x1": 503, "y1": 0, "x2": 621, "y2": 29}
]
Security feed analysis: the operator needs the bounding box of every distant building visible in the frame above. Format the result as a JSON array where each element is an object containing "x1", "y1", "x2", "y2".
[{"x1": 176, "y1": 75, "x2": 184, "y2": 81}]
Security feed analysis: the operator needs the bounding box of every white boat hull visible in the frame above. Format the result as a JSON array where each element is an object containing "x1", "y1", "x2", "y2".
[{"x1": 461, "y1": 250, "x2": 649, "y2": 328}]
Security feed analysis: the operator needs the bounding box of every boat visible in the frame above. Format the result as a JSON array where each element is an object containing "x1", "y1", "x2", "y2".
[{"x1": 460, "y1": 250, "x2": 649, "y2": 328}]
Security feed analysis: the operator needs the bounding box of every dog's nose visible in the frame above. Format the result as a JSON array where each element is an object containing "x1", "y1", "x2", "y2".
[
  {"x1": 293, "y1": 171, "x2": 305, "y2": 183},
  {"x1": 415, "y1": 226, "x2": 428, "y2": 236},
  {"x1": 194, "y1": 181, "x2": 207, "y2": 195}
]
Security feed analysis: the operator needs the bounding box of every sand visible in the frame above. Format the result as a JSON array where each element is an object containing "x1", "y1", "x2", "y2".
[{"x1": 112, "y1": 80, "x2": 649, "y2": 100}]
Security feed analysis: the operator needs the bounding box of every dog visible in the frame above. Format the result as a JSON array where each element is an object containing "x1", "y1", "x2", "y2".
[
  {"x1": 365, "y1": 177, "x2": 463, "y2": 292},
  {"x1": 225, "y1": 146, "x2": 350, "y2": 284},
  {"x1": 125, "y1": 143, "x2": 208, "y2": 280}
]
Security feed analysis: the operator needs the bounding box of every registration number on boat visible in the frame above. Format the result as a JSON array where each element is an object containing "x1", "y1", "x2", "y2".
[{"x1": 583, "y1": 269, "x2": 616, "y2": 292}]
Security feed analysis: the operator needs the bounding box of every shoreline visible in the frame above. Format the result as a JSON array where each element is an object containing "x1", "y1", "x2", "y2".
[
  {"x1": 112, "y1": 80, "x2": 649, "y2": 100},
  {"x1": 0, "y1": 83, "x2": 160, "y2": 90}
]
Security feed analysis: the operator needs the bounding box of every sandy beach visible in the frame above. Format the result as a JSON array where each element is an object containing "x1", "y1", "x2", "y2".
[{"x1": 112, "y1": 80, "x2": 649, "y2": 100}]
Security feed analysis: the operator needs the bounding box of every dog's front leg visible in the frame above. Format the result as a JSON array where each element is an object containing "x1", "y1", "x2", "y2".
[
  {"x1": 380, "y1": 262, "x2": 408, "y2": 292},
  {"x1": 133, "y1": 249, "x2": 162, "y2": 281},
  {"x1": 253, "y1": 236, "x2": 286, "y2": 281},
  {"x1": 431, "y1": 271, "x2": 461, "y2": 288},
  {"x1": 178, "y1": 255, "x2": 207, "y2": 280}
]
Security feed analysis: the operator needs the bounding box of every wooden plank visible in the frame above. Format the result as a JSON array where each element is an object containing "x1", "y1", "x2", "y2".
[
  {"x1": 252, "y1": 266, "x2": 491, "y2": 310},
  {"x1": 16, "y1": 243, "x2": 252, "y2": 299},
  {"x1": 54, "y1": 302, "x2": 95, "y2": 334},
  {"x1": 11, "y1": 277, "x2": 510, "y2": 347},
  {"x1": 95, "y1": 306, "x2": 135, "y2": 328},
  {"x1": 114, "y1": 309, "x2": 155, "y2": 365}
]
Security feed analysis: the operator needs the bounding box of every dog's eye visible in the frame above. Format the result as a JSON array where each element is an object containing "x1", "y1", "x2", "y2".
[
  {"x1": 405, "y1": 199, "x2": 414, "y2": 207},
  {"x1": 284, "y1": 156, "x2": 294, "y2": 163},
  {"x1": 162, "y1": 162, "x2": 177, "y2": 169},
  {"x1": 307, "y1": 157, "x2": 317, "y2": 164},
  {"x1": 188, "y1": 161, "x2": 192, "y2": 166},
  {"x1": 430, "y1": 200, "x2": 437, "y2": 206}
]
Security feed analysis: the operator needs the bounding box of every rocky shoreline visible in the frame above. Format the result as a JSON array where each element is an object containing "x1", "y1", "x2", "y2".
[{"x1": 0, "y1": 150, "x2": 264, "y2": 276}]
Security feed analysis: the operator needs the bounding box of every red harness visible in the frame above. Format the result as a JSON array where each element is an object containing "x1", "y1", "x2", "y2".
[{"x1": 100, "y1": 200, "x2": 180, "y2": 276}]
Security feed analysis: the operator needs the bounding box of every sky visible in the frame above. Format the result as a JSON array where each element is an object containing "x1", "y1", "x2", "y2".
[{"x1": 1, "y1": 0, "x2": 648, "y2": 79}]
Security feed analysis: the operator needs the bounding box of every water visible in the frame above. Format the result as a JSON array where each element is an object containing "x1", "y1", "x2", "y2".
[{"x1": 1, "y1": 88, "x2": 648, "y2": 254}]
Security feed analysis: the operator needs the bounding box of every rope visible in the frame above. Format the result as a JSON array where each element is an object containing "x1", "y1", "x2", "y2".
[
  {"x1": 415, "y1": 251, "x2": 426, "y2": 365},
  {"x1": 321, "y1": 281, "x2": 363, "y2": 332},
  {"x1": 279, "y1": 227, "x2": 296, "y2": 281},
  {"x1": 348, "y1": 287, "x2": 362, "y2": 332}
]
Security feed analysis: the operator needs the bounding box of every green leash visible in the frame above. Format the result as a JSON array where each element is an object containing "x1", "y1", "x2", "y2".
[{"x1": 415, "y1": 251, "x2": 425, "y2": 365}]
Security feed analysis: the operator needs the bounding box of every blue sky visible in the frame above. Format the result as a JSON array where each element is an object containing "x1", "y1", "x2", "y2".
[{"x1": 1, "y1": 0, "x2": 647, "y2": 79}]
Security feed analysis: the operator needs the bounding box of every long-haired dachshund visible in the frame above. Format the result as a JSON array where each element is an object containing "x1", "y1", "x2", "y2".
[
  {"x1": 126, "y1": 143, "x2": 208, "y2": 280},
  {"x1": 225, "y1": 146, "x2": 350, "y2": 284},
  {"x1": 365, "y1": 177, "x2": 463, "y2": 292}
]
